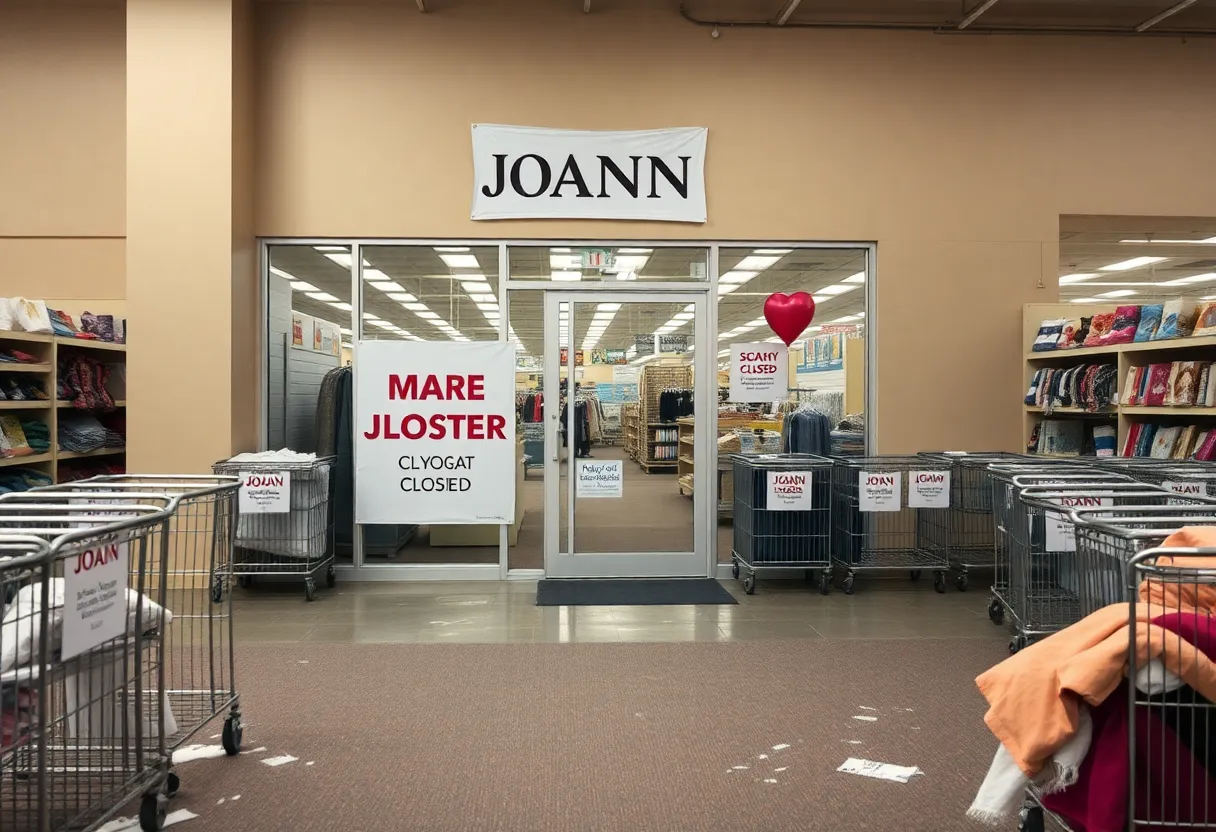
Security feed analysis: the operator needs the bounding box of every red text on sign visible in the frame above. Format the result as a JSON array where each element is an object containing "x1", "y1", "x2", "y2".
[
  {"x1": 245, "y1": 474, "x2": 284, "y2": 488},
  {"x1": 363, "y1": 413, "x2": 507, "y2": 441},
  {"x1": 73, "y1": 544, "x2": 120, "y2": 575},
  {"x1": 389, "y1": 374, "x2": 485, "y2": 401},
  {"x1": 867, "y1": 475, "x2": 895, "y2": 486}
]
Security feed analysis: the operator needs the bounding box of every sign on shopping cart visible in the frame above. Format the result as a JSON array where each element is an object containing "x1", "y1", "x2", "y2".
[
  {"x1": 908, "y1": 470, "x2": 950, "y2": 509},
  {"x1": 62, "y1": 539, "x2": 130, "y2": 660},
  {"x1": 239, "y1": 471, "x2": 291, "y2": 514},
  {"x1": 1163, "y1": 480, "x2": 1210, "y2": 505},
  {"x1": 1043, "y1": 494, "x2": 1114, "y2": 552},
  {"x1": 859, "y1": 471, "x2": 901, "y2": 512},
  {"x1": 767, "y1": 470, "x2": 813, "y2": 510}
]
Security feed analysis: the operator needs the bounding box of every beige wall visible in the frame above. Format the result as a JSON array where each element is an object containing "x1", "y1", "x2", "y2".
[{"x1": 10, "y1": 0, "x2": 1216, "y2": 464}]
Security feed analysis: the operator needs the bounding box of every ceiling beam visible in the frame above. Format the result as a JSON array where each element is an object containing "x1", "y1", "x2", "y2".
[
  {"x1": 1136, "y1": 0, "x2": 1201, "y2": 31},
  {"x1": 958, "y1": 0, "x2": 1001, "y2": 29},
  {"x1": 775, "y1": 0, "x2": 803, "y2": 25}
]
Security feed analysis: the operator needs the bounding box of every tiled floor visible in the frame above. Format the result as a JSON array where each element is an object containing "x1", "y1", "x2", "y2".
[{"x1": 230, "y1": 576, "x2": 1010, "y2": 645}]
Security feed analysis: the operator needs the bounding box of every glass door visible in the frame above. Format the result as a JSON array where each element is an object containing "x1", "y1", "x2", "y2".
[{"x1": 543, "y1": 291, "x2": 711, "y2": 578}]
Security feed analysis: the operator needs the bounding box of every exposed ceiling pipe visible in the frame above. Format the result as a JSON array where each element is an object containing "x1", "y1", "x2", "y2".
[
  {"x1": 775, "y1": 0, "x2": 803, "y2": 25},
  {"x1": 1137, "y1": 0, "x2": 1201, "y2": 31},
  {"x1": 678, "y1": 2, "x2": 1216, "y2": 36},
  {"x1": 958, "y1": 0, "x2": 1001, "y2": 30}
]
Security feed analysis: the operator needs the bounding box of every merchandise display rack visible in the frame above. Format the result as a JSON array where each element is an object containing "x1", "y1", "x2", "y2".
[
  {"x1": 1023, "y1": 303, "x2": 1216, "y2": 455},
  {"x1": 636, "y1": 362, "x2": 692, "y2": 474},
  {"x1": 677, "y1": 413, "x2": 762, "y2": 519},
  {"x1": 0, "y1": 329, "x2": 126, "y2": 482},
  {"x1": 622, "y1": 403, "x2": 640, "y2": 461}
]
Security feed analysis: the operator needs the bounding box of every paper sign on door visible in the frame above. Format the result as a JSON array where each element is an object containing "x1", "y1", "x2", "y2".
[
  {"x1": 767, "y1": 470, "x2": 813, "y2": 511},
  {"x1": 577, "y1": 460, "x2": 623, "y2": 498},
  {"x1": 908, "y1": 470, "x2": 950, "y2": 509},
  {"x1": 62, "y1": 540, "x2": 130, "y2": 660},
  {"x1": 239, "y1": 471, "x2": 291, "y2": 514},
  {"x1": 859, "y1": 471, "x2": 901, "y2": 512}
]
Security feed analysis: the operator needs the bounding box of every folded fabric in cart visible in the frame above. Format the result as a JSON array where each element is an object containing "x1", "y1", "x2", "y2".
[
  {"x1": 227, "y1": 449, "x2": 317, "y2": 463},
  {"x1": 0, "y1": 580, "x2": 173, "y2": 675}
]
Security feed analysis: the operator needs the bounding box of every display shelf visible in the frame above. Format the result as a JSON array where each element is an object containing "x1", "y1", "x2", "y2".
[
  {"x1": 1023, "y1": 405, "x2": 1115, "y2": 415},
  {"x1": 1025, "y1": 333, "x2": 1216, "y2": 362},
  {"x1": 1122, "y1": 406, "x2": 1216, "y2": 416},
  {"x1": 58, "y1": 448, "x2": 125, "y2": 461},
  {"x1": 57, "y1": 400, "x2": 127, "y2": 409},
  {"x1": 0, "y1": 401, "x2": 51, "y2": 410},
  {"x1": 676, "y1": 417, "x2": 696, "y2": 497},
  {"x1": 56, "y1": 337, "x2": 126, "y2": 353},
  {"x1": 636, "y1": 362, "x2": 692, "y2": 471},
  {"x1": 1, "y1": 364, "x2": 52, "y2": 374},
  {"x1": 0, "y1": 453, "x2": 54, "y2": 469},
  {"x1": 0, "y1": 331, "x2": 51, "y2": 345}
]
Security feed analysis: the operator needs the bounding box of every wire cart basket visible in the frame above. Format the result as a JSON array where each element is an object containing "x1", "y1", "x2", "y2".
[
  {"x1": 830, "y1": 456, "x2": 953, "y2": 595},
  {"x1": 212, "y1": 456, "x2": 336, "y2": 601},
  {"x1": 8, "y1": 476, "x2": 247, "y2": 760},
  {"x1": 0, "y1": 496, "x2": 177, "y2": 832},
  {"x1": 728, "y1": 454, "x2": 833, "y2": 595}
]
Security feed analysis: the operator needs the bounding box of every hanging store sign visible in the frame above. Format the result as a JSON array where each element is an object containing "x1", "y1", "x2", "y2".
[
  {"x1": 581, "y1": 249, "x2": 615, "y2": 269},
  {"x1": 577, "y1": 460, "x2": 624, "y2": 498},
  {"x1": 355, "y1": 341, "x2": 516, "y2": 524},
  {"x1": 859, "y1": 471, "x2": 901, "y2": 512},
  {"x1": 660, "y1": 335, "x2": 688, "y2": 354},
  {"x1": 635, "y1": 334, "x2": 655, "y2": 354},
  {"x1": 560, "y1": 348, "x2": 585, "y2": 366},
  {"x1": 730, "y1": 343, "x2": 788, "y2": 403},
  {"x1": 908, "y1": 470, "x2": 950, "y2": 509},
  {"x1": 767, "y1": 470, "x2": 813, "y2": 511},
  {"x1": 62, "y1": 539, "x2": 130, "y2": 660},
  {"x1": 470, "y1": 124, "x2": 708, "y2": 223}
]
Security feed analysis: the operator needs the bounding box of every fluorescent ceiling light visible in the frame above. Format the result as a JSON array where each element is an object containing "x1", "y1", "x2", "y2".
[
  {"x1": 1070, "y1": 297, "x2": 1101, "y2": 303},
  {"x1": 434, "y1": 246, "x2": 470, "y2": 253},
  {"x1": 370, "y1": 320, "x2": 396, "y2": 329},
  {"x1": 718, "y1": 284, "x2": 740, "y2": 296},
  {"x1": 1159, "y1": 273, "x2": 1216, "y2": 286},
  {"x1": 329, "y1": 302, "x2": 353, "y2": 311},
  {"x1": 843, "y1": 272, "x2": 866, "y2": 284},
  {"x1": 1099, "y1": 256, "x2": 1167, "y2": 271},
  {"x1": 403, "y1": 302, "x2": 429, "y2": 312},
  {"x1": 720, "y1": 270, "x2": 758, "y2": 285},
  {"x1": 734, "y1": 255, "x2": 781, "y2": 271},
  {"x1": 550, "y1": 254, "x2": 580, "y2": 270},
  {"x1": 362, "y1": 313, "x2": 379, "y2": 321},
  {"x1": 417, "y1": 311, "x2": 440, "y2": 320},
  {"x1": 340, "y1": 327, "x2": 352, "y2": 335},
  {"x1": 618, "y1": 248, "x2": 653, "y2": 254},
  {"x1": 597, "y1": 303, "x2": 622, "y2": 312},
  {"x1": 477, "y1": 302, "x2": 499, "y2": 310},
  {"x1": 811, "y1": 294, "x2": 827, "y2": 304},
  {"x1": 323, "y1": 253, "x2": 370, "y2": 269},
  {"x1": 387, "y1": 292, "x2": 417, "y2": 302},
  {"x1": 439, "y1": 254, "x2": 481, "y2": 269},
  {"x1": 612, "y1": 255, "x2": 650, "y2": 271},
  {"x1": 817, "y1": 284, "x2": 857, "y2": 296},
  {"x1": 552, "y1": 271, "x2": 581, "y2": 281},
  {"x1": 674, "y1": 312, "x2": 694, "y2": 320},
  {"x1": 468, "y1": 293, "x2": 496, "y2": 302},
  {"x1": 752, "y1": 249, "x2": 792, "y2": 255},
  {"x1": 369, "y1": 281, "x2": 405, "y2": 292},
  {"x1": 550, "y1": 247, "x2": 572, "y2": 254},
  {"x1": 269, "y1": 266, "x2": 296, "y2": 280},
  {"x1": 461, "y1": 281, "x2": 489, "y2": 293},
  {"x1": 1120, "y1": 237, "x2": 1216, "y2": 244},
  {"x1": 290, "y1": 281, "x2": 317, "y2": 292},
  {"x1": 717, "y1": 349, "x2": 730, "y2": 357},
  {"x1": 1058, "y1": 274, "x2": 1098, "y2": 285},
  {"x1": 306, "y1": 292, "x2": 338, "y2": 302},
  {"x1": 314, "y1": 245, "x2": 347, "y2": 253},
  {"x1": 683, "y1": 304, "x2": 695, "y2": 312},
  {"x1": 362, "y1": 269, "x2": 390, "y2": 282},
  {"x1": 1097, "y1": 289, "x2": 1137, "y2": 298}
]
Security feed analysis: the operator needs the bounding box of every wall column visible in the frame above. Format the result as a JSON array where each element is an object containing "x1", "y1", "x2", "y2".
[{"x1": 126, "y1": 0, "x2": 257, "y2": 473}]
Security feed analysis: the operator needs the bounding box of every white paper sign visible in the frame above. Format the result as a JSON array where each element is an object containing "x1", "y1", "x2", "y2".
[
  {"x1": 908, "y1": 470, "x2": 950, "y2": 509},
  {"x1": 62, "y1": 540, "x2": 129, "y2": 660},
  {"x1": 730, "y1": 343, "x2": 789, "y2": 403},
  {"x1": 470, "y1": 124, "x2": 708, "y2": 222},
  {"x1": 1044, "y1": 494, "x2": 1114, "y2": 552},
  {"x1": 767, "y1": 470, "x2": 814, "y2": 510},
  {"x1": 837, "y1": 757, "x2": 922, "y2": 784},
  {"x1": 859, "y1": 471, "x2": 902, "y2": 512},
  {"x1": 577, "y1": 460, "x2": 623, "y2": 498},
  {"x1": 355, "y1": 341, "x2": 516, "y2": 524},
  {"x1": 1163, "y1": 479, "x2": 1209, "y2": 505},
  {"x1": 239, "y1": 471, "x2": 290, "y2": 514}
]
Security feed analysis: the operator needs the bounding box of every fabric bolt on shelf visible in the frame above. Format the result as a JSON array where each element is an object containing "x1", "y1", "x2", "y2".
[{"x1": 536, "y1": 578, "x2": 738, "y2": 606}]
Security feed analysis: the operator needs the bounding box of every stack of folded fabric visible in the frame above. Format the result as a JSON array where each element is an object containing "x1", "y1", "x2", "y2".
[
  {"x1": 0, "y1": 416, "x2": 36, "y2": 458},
  {"x1": 20, "y1": 420, "x2": 49, "y2": 454},
  {"x1": 47, "y1": 309, "x2": 97, "y2": 340},
  {"x1": 99, "y1": 412, "x2": 125, "y2": 448},
  {"x1": 58, "y1": 460, "x2": 124, "y2": 482},
  {"x1": 0, "y1": 349, "x2": 40, "y2": 365},
  {"x1": 0, "y1": 468, "x2": 52, "y2": 493},
  {"x1": 0, "y1": 377, "x2": 48, "y2": 401},
  {"x1": 57, "y1": 414, "x2": 107, "y2": 454},
  {"x1": 57, "y1": 354, "x2": 115, "y2": 410}
]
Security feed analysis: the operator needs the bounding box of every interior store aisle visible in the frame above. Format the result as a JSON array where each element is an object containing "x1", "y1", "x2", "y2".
[{"x1": 159, "y1": 634, "x2": 1004, "y2": 832}]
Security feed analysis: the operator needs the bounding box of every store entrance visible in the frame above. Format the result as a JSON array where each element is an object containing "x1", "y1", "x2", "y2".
[{"x1": 542, "y1": 292, "x2": 710, "y2": 578}]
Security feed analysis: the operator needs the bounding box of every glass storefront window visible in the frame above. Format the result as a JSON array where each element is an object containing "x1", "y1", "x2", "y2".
[{"x1": 507, "y1": 245, "x2": 708, "y2": 282}]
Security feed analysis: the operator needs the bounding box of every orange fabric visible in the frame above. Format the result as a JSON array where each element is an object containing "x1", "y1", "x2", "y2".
[{"x1": 976, "y1": 527, "x2": 1216, "y2": 777}]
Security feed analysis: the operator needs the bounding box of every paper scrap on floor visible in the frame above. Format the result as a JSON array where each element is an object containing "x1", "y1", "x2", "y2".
[
  {"x1": 837, "y1": 757, "x2": 922, "y2": 784},
  {"x1": 261, "y1": 754, "x2": 298, "y2": 767}
]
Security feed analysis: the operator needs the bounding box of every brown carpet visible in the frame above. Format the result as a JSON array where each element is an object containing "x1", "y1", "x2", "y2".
[{"x1": 161, "y1": 639, "x2": 1003, "y2": 832}]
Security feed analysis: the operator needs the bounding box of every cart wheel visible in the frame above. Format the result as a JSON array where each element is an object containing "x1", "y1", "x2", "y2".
[
  {"x1": 987, "y1": 599, "x2": 1005, "y2": 625},
  {"x1": 910, "y1": 570, "x2": 922, "y2": 581},
  {"x1": 818, "y1": 572, "x2": 832, "y2": 596},
  {"x1": 222, "y1": 714, "x2": 243, "y2": 756},
  {"x1": 956, "y1": 573, "x2": 969, "y2": 592},
  {"x1": 211, "y1": 575, "x2": 224, "y2": 604},
  {"x1": 305, "y1": 578, "x2": 316, "y2": 602},
  {"x1": 933, "y1": 572, "x2": 947, "y2": 594},
  {"x1": 237, "y1": 576, "x2": 253, "y2": 589},
  {"x1": 165, "y1": 772, "x2": 180, "y2": 797},
  {"x1": 1009, "y1": 635, "x2": 1027, "y2": 654},
  {"x1": 842, "y1": 575, "x2": 855, "y2": 595},
  {"x1": 1017, "y1": 806, "x2": 1045, "y2": 832},
  {"x1": 140, "y1": 792, "x2": 167, "y2": 832},
  {"x1": 326, "y1": 566, "x2": 337, "y2": 588},
  {"x1": 731, "y1": 560, "x2": 740, "y2": 580},
  {"x1": 742, "y1": 573, "x2": 757, "y2": 595}
]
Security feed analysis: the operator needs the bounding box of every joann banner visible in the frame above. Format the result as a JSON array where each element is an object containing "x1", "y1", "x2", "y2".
[{"x1": 470, "y1": 124, "x2": 708, "y2": 223}]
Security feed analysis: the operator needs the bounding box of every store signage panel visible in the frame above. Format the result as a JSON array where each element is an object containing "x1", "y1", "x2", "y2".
[
  {"x1": 355, "y1": 341, "x2": 516, "y2": 524},
  {"x1": 908, "y1": 470, "x2": 950, "y2": 509},
  {"x1": 767, "y1": 470, "x2": 813, "y2": 511},
  {"x1": 239, "y1": 471, "x2": 291, "y2": 514},
  {"x1": 62, "y1": 540, "x2": 130, "y2": 660},
  {"x1": 730, "y1": 343, "x2": 788, "y2": 403},
  {"x1": 470, "y1": 124, "x2": 708, "y2": 222},
  {"x1": 859, "y1": 471, "x2": 901, "y2": 512}
]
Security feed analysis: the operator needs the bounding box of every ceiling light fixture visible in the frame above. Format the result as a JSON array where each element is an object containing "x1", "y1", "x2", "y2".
[
  {"x1": 752, "y1": 249, "x2": 793, "y2": 255},
  {"x1": 1099, "y1": 256, "x2": 1168, "y2": 272},
  {"x1": 719, "y1": 270, "x2": 759, "y2": 285},
  {"x1": 313, "y1": 245, "x2": 348, "y2": 253},
  {"x1": 1119, "y1": 237, "x2": 1216, "y2": 244},
  {"x1": 843, "y1": 272, "x2": 866, "y2": 284},
  {"x1": 551, "y1": 271, "x2": 582, "y2": 281},
  {"x1": 817, "y1": 284, "x2": 858, "y2": 296},
  {"x1": 1058, "y1": 274, "x2": 1099, "y2": 285},
  {"x1": 439, "y1": 254, "x2": 481, "y2": 269},
  {"x1": 1159, "y1": 273, "x2": 1216, "y2": 286},
  {"x1": 733, "y1": 255, "x2": 781, "y2": 271},
  {"x1": 369, "y1": 281, "x2": 406, "y2": 293},
  {"x1": 1097, "y1": 289, "x2": 1138, "y2": 298},
  {"x1": 306, "y1": 292, "x2": 339, "y2": 302},
  {"x1": 328, "y1": 302, "x2": 353, "y2": 311},
  {"x1": 387, "y1": 292, "x2": 418, "y2": 303},
  {"x1": 290, "y1": 281, "x2": 318, "y2": 292}
]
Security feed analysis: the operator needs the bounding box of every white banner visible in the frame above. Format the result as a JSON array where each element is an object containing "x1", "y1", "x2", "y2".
[
  {"x1": 767, "y1": 470, "x2": 813, "y2": 511},
  {"x1": 730, "y1": 343, "x2": 788, "y2": 402},
  {"x1": 470, "y1": 124, "x2": 708, "y2": 222},
  {"x1": 355, "y1": 341, "x2": 516, "y2": 524}
]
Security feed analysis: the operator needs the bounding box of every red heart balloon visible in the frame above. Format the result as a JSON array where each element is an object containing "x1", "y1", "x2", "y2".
[{"x1": 763, "y1": 292, "x2": 816, "y2": 346}]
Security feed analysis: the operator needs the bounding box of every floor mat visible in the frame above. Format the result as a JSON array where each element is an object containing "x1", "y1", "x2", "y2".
[{"x1": 535, "y1": 578, "x2": 739, "y2": 606}]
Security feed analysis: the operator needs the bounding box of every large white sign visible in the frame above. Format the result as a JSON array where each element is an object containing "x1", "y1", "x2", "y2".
[
  {"x1": 577, "y1": 460, "x2": 623, "y2": 498},
  {"x1": 355, "y1": 341, "x2": 517, "y2": 524},
  {"x1": 767, "y1": 470, "x2": 814, "y2": 511},
  {"x1": 470, "y1": 124, "x2": 708, "y2": 223},
  {"x1": 730, "y1": 343, "x2": 788, "y2": 403},
  {"x1": 62, "y1": 540, "x2": 130, "y2": 660},
  {"x1": 239, "y1": 471, "x2": 291, "y2": 514},
  {"x1": 859, "y1": 471, "x2": 902, "y2": 512},
  {"x1": 908, "y1": 470, "x2": 950, "y2": 509}
]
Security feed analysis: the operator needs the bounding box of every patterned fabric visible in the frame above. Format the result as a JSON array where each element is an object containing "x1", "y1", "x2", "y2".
[
  {"x1": 80, "y1": 312, "x2": 116, "y2": 342},
  {"x1": 57, "y1": 355, "x2": 115, "y2": 411}
]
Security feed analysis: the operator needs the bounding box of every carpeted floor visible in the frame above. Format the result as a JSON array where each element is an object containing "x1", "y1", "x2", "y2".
[{"x1": 160, "y1": 639, "x2": 1003, "y2": 832}]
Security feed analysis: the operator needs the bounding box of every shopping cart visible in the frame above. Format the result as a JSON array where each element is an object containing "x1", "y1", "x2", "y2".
[
  {"x1": 0, "y1": 497, "x2": 176, "y2": 832},
  {"x1": 830, "y1": 456, "x2": 953, "y2": 594},
  {"x1": 728, "y1": 454, "x2": 833, "y2": 595},
  {"x1": 8, "y1": 476, "x2": 246, "y2": 758},
  {"x1": 211, "y1": 456, "x2": 335, "y2": 601},
  {"x1": 917, "y1": 452, "x2": 1028, "y2": 591},
  {"x1": 1018, "y1": 544, "x2": 1216, "y2": 832}
]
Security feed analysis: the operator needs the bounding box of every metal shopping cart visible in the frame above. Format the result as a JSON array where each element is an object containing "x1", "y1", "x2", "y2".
[
  {"x1": 8, "y1": 476, "x2": 246, "y2": 758},
  {"x1": 830, "y1": 456, "x2": 953, "y2": 595},
  {"x1": 0, "y1": 496, "x2": 177, "y2": 832},
  {"x1": 1018, "y1": 544, "x2": 1216, "y2": 832},
  {"x1": 212, "y1": 456, "x2": 336, "y2": 601},
  {"x1": 729, "y1": 454, "x2": 833, "y2": 595}
]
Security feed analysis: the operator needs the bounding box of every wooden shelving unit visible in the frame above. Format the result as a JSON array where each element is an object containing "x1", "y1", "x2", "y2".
[
  {"x1": 676, "y1": 417, "x2": 695, "y2": 495},
  {"x1": 1024, "y1": 304, "x2": 1216, "y2": 456},
  {"x1": 636, "y1": 362, "x2": 692, "y2": 474},
  {"x1": 0, "y1": 329, "x2": 127, "y2": 482},
  {"x1": 621, "y1": 403, "x2": 640, "y2": 461}
]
